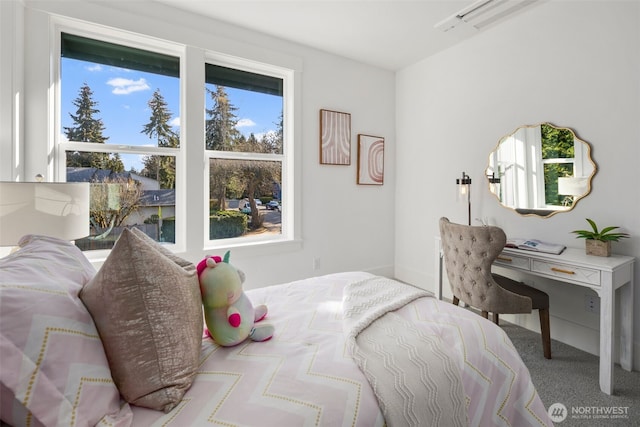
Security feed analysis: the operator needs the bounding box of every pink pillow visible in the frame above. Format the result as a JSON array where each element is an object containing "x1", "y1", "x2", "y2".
[{"x1": 0, "y1": 235, "x2": 132, "y2": 426}]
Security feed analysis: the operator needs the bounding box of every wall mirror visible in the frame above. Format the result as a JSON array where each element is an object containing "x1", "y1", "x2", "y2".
[{"x1": 486, "y1": 123, "x2": 596, "y2": 218}]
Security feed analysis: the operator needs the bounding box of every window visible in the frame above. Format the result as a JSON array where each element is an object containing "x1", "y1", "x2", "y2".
[
  {"x1": 204, "y1": 63, "x2": 284, "y2": 241},
  {"x1": 59, "y1": 32, "x2": 181, "y2": 250},
  {"x1": 55, "y1": 24, "x2": 294, "y2": 253},
  {"x1": 540, "y1": 123, "x2": 576, "y2": 206}
]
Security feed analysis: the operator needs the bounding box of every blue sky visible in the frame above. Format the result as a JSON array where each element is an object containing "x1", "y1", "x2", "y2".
[{"x1": 61, "y1": 58, "x2": 282, "y2": 171}]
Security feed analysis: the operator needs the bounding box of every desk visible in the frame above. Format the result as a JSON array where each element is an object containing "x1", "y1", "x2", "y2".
[{"x1": 435, "y1": 239, "x2": 635, "y2": 395}]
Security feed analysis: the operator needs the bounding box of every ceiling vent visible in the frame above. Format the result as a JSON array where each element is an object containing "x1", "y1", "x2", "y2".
[{"x1": 434, "y1": 0, "x2": 538, "y2": 33}]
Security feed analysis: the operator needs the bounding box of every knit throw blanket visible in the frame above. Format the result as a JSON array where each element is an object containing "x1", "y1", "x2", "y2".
[{"x1": 343, "y1": 277, "x2": 467, "y2": 427}]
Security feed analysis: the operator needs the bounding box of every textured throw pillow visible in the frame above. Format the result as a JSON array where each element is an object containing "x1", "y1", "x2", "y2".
[
  {"x1": 0, "y1": 235, "x2": 132, "y2": 427},
  {"x1": 129, "y1": 227, "x2": 195, "y2": 271},
  {"x1": 79, "y1": 228, "x2": 202, "y2": 412}
]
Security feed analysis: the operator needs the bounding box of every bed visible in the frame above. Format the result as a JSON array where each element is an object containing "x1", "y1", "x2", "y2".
[{"x1": 0, "y1": 234, "x2": 552, "y2": 427}]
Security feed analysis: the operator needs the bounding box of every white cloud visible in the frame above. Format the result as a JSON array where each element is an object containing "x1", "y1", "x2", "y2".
[
  {"x1": 170, "y1": 117, "x2": 180, "y2": 127},
  {"x1": 107, "y1": 77, "x2": 150, "y2": 95},
  {"x1": 252, "y1": 130, "x2": 277, "y2": 140},
  {"x1": 86, "y1": 64, "x2": 103, "y2": 72},
  {"x1": 236, "y1": 118, "x2": 256, "y2": 128}
]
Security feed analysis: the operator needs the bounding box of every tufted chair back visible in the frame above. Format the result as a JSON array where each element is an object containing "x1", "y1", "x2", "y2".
[{"x1": 439, "y1": 217, "x2": 531, "y2": 314}]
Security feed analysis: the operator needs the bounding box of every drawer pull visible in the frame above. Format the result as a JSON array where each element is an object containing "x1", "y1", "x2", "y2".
[
  {"x1": 497, "y1": 256, "x2": 512, "y2": 262},
  {"x1": 551, "y1": 267, "x2": 575, "y2": 275}
]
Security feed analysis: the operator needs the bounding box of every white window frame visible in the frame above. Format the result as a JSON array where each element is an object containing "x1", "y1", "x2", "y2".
[
  {"x1": 47, "y1": 16, "x2": 299, "y2": 261},
  {"x1": 203, "y1": 52, "x2": 294, "y2": 248}
]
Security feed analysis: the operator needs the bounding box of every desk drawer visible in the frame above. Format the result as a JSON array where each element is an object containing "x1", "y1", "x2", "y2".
[
  {"x1": 532, "y1": 260, "x2": 601, "y2": 286},
  {"x1": 495, "y1": 252, "x2": 530, "y2": 271}
]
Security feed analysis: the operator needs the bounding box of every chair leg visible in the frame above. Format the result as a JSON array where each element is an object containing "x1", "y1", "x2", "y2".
[
  {"x1": 452, "y1": 296, "x2": 460, "y2": 306},
  {"x1": 481, "y1": 311, "x2": 489, "y2": 319},
  {"x1": 539, "y1": 308, "x2": 552, "y2": 359},
  {"x1": 492, "y1": 313, "x2": 499, "y2": 325}
]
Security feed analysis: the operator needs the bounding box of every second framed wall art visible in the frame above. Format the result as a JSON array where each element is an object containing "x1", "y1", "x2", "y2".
[{"x1": 357, "y1": 134, "x2": 384, "y2": 185}]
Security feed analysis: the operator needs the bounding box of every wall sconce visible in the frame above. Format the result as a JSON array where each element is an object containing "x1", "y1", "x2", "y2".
[{"x1": 456, "y1": 171, "x2": 472, "y2": 226}]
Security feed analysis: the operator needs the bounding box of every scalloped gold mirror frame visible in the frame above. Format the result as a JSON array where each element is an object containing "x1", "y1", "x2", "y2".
[{"x1": 486, "y1": 123, "x2": 597, "y2": 218}]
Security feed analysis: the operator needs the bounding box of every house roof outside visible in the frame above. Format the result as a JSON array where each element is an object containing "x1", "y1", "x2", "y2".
[
  {"x1": 67, "y1": 167, "x2": 173, "y2": 207},
  {"x1": 67, "y1": 167, "x2": 124, "y2": 183}
]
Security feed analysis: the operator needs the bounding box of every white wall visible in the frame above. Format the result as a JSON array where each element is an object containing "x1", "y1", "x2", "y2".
[
  {"x1": 2, "y1": 0, "x2": 396, "y2": 288},
  {"x1": 395, "y1": 1, "x2": 640, "y2": 368}
]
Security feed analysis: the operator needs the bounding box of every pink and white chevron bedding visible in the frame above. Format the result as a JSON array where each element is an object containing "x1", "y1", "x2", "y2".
[
  {"x1": 343, "y1": 276, "x2": 552, "y2": 427},
  {"x1": 129, "y1": 271, "x2": 385, "y2": 426},
  {"x1": 0, "y1": 237, "x2": 551, "y2": 427},
  {"x1": 129, "y1": 271, "x2": 552, "y2": 427}
]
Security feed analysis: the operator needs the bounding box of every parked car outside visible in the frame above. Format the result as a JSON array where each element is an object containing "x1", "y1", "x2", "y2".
[{"x1": 266, "y1": 200, "x2": 281, "y2": 211}]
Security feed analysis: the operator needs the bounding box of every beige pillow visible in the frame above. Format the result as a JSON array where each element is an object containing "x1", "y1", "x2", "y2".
[
  {"x1": 80, "y1": 228, "x2": 202, "y2": 412},
  {"x1": 129, "y1": 227, "x2": 195, "y2": 271}
]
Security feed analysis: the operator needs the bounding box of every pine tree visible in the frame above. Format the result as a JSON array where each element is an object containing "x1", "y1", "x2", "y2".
[
  {"x1": 205, "y1": 85, "x2": 243, "y2": 208},
  {"x1": 205, "y1": 85, "x2": 241, "y2": 151},
  {"x1": 65, "y1": 83, "x2": 109, "y2": 144},
  {"x1": 141, "y1": 89, "x2": 178, "y2": 189},
  {"x1": 142, "y1": 89, "x2": 176, "y2": 148},
  {"x1": 64, "y1": 83, "x2": 117, "y2": 169}
]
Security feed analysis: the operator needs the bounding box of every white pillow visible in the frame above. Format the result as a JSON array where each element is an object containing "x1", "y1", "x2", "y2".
[{"x1": 0, "y1": 235, "x2": 132, "y2": 426}]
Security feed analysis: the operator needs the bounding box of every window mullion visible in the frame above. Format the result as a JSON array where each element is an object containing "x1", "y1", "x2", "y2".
[{"x1": 181, "y1": 45, "x2": 206, "y2": 253}]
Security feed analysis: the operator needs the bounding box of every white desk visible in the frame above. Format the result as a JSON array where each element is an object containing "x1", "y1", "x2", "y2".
[{"x1": 435, "y1": 240, "x2": 635, "y2": 395}]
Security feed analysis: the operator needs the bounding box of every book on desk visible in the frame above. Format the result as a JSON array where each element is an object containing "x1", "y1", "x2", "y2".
[{"x1": 505, "y1": 238, "x2": 566, "y2": 255}]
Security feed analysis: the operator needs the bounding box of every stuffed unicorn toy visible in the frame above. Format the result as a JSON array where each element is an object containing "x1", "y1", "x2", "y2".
[{"x1": 196, "y1": 251, "x2": 274, "y2": 346}]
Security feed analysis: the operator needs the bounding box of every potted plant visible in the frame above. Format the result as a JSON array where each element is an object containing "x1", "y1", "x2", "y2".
[{"x1": 571, "y1": 218, "x2": 629, "y2": 257}]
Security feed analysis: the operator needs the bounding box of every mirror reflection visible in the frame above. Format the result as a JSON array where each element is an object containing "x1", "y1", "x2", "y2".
[{"x1": 486, "y1": 123, "x2": 596, "y2": 218}]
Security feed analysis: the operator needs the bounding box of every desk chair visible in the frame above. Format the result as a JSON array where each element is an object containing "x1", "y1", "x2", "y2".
[{"x1": 439, "y1": 217, "x2": 551, "y2": 359}]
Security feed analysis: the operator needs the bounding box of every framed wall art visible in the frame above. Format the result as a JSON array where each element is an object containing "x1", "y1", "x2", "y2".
[
  {"x1": 357, "y1": 134, "x2": 384, "y2": 185},
  {"x1": 319, "y1": 109, "x2": 351, "y2": 165}
]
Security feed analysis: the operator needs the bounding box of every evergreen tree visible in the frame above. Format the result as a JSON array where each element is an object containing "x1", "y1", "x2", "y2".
[
  {"x1": 205, "y1": 86, "x2": 241, "y2": 150},
  {"x1": 141, "y1": 89, "x2": 178, "y2": 189},
  {"x1": 205, "y1": 85, "x2": 243, "y2": 208},
  {"x1": 64, "y1": 83, "x2": 120, "y2": 169},
  {"x1": 142, "y1": 89, "x2": 176, "y2": 148},
  {"x1": 65, "y1": 83, "x2": 109, "y2": 144},
  {"x1": 106, "y1": 152, "x2": 125, "y2": 173}
]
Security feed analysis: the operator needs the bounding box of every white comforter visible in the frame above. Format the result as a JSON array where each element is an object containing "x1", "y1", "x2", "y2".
[
  {"x1": 344, "y1": 275, "x2": 553, "y2": 427},
  {"x1": 343, "y1": 276, "x2": 467, "y2": 426}
]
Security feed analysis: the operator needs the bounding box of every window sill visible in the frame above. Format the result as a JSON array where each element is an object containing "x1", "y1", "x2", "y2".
[{"x1": 82, "y1": 237, "x2": 303, "y2": 267}]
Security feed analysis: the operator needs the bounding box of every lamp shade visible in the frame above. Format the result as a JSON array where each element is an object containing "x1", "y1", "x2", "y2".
[
  {"x1": 0, "y1": 182, "x2": 90, "y2": 246},
  {"x1": 557, "y1": 177, "x2": 588, "y2": 196}
]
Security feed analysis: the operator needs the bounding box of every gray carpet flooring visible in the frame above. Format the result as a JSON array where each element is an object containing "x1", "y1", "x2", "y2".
[{"x1": 503, "y1": 323, "x2": 640, "y2": 426}]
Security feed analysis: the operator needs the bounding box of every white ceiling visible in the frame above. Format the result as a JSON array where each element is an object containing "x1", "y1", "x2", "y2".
[{"x1": 154, "y1": 0, "x2": 542, "y2": 71}]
